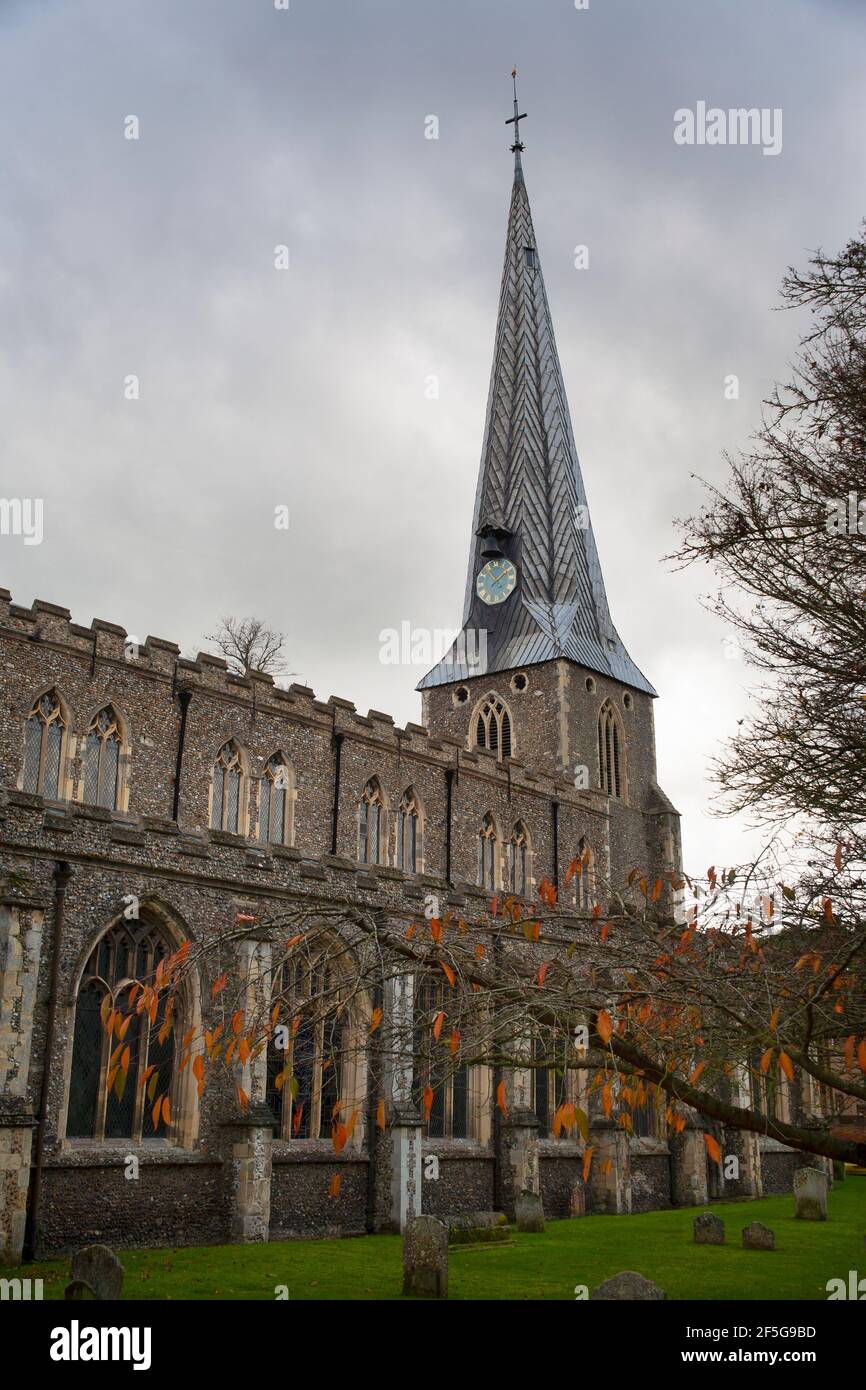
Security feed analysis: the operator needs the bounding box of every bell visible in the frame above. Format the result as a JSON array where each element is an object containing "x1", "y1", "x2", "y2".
[{"x1": 478, "y1": 524, "x2": 506, "y2": 559}]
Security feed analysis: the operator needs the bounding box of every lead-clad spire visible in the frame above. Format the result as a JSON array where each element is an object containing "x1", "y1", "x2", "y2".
[{"x1": 418, "y1": 80, "x2": 655, "y2": 696}]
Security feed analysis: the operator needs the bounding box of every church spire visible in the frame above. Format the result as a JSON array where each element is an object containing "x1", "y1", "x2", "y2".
[{"x1": 418, "y1": 81, "x2": 655, "y2": 697}]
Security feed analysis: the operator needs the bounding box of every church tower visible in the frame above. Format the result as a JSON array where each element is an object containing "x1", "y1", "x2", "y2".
[{"x1": 419, "y1": 79, "x2": 680, "y2": 882}]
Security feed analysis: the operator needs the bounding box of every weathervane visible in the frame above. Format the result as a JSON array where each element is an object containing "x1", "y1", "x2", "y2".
[{"x1": 506, "y1": 66, "x2": 527, "y2": 156}]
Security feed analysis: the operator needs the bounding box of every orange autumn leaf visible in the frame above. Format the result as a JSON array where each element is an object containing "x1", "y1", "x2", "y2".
[
  {"x1": 429, "y1": 918, "x2": 442, "y2": 944},
  {"x1": 376, "y1": 1099, "x2": 386, "y2": 1132},
  {"x1": 703, "y1": 1133, "x2": 721, "y2": 1165},
  {"x1": 449, "y1": 1030, "x2": 460, "y2": 1057},
  {"x1": 760, "y1": 1047, "x2": 774, "y2": 1074},
  {"x1": 405, "y1": 923, "x2": 417, "y2": 940},
  {"x1": 496, "y1": 1080, "x2": 508, "y2": 1118},
  {"x1": 236, "y1": 1084, "x2": 249, "y2": 1115},
  {"x1": 211, "y1": 973, "x2": 228, "y2": 999},
  {"x1": 769, "y1": 1007, "x2": 780, "y2": 1033},
  {"x1": 689, "y1": 1061, "x2": 706, "y2": 1085},
  {"x1": 162, "y1": 1096, "x2": 171, "y2": 1127},
  {"x1": 293, "y1": 1103, "x2": 304, "y2": 1136},
  {"x1": 844, "y1": 1035, "x2": 856, "y2": 1070},
  {"x1": 231, "y1": 1010, "x2": 245, "y2": 1035},
  {"x1": 328, "y1": 1174, "x2": 342, "y2": 1199},
  {"x1": 858, "y1": 1040, "x2": 866, "y2": 1074},
  {"x1": 332, "y1": 1122, "x2": 348, "y2": 1155},
  {"x1": 151, "y1": 1095, "x2": 162, "y2": 1131},
  {"x1": 475, "y1": 943, "x2": 485, "y2": 961},
  {"x1": 779, "y1": 1051, "x2": 794, "y2": 1083},
  {"x1": 423, "y1": 1085, "x2": 433, "y2": 1123},
  {"x1": 651, "y1": 878, "x2": 662, "y2": 904},
  {"x1": 597, "y1": 1009, "x2": 613, "y2": 1045},
  {"x1": 285, "y1": 934, "x2": 303, "y2": 950},
  {"x1": 369, "y1": 1007, "x2": 383, "y2": 1035},
  {"x1": 582, "y1": 1146, "x2": 594, "y2": 1182},
  {"x1": 439, "y1": 960, "x2": 456, "y2": 989},
  {"x1": 601, "y1": 1082, "x2": 613, "y2": 1119},
  {"x1": 432, "y1": 1010, "x2": 445, "y2": 1042},
  {"x1": 537, "y1": 962, "x2": 549, "y2": 987}
]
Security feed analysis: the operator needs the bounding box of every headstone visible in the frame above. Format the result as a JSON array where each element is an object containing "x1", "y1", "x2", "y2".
[
  {"x1": 742, "y1": 1221, "x2": 775, "y2": 1250},
  {"x1": 64, "y1": 1280, "x2": 97, "y2": 1300},
  {"x1": 447, "y1": 1211, "x2": 508, "y2": 1244},
  {"x1": 403, "y1": 1215, "x2": 448, "y2": 1298},
  {"x1": 694, "y1": 1212, "x2": 726, "y2": 1245},
  {"x1": 515, "y1": 1190, "x2": 545, "y2": 1233},
  {"x1": 794, "y1": 1167, "x2": 828, "y2": 1221},
  {"x1": 592, "y1": 1271, "x2": 666, "y2": 1300},
  {"x1": 70, "y1": 1243, "x2": 125, "y2": 1300}
]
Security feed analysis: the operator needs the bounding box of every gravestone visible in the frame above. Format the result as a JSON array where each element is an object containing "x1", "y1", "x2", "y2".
[
  {"x1": 447, "y1": 1211, "x2": 508, "y2": 1245},
  {"x1": 70, "y1": 1243, "x2": 125, "y2": 1300},
  {"x1": 694, "y1": 1212, "x2": 726, "y2": 1245},
  {"x1": 515, "y1": 1190, "x2": 545, "y2": 1233},
  {"x1": 592, "y1": 1271, "x2": 666, "y2": 1300},
  {"x1": 64, "y1": 1280, "x2": 97, "y2": 1301},
  {"x1": 402, "y1": 1215, "x2": 448, "y2": 1298},
  {"x1": 794, "y1": 1167, "x2": 828, "y2": 1221},
  {"x1": 742, "y1": 1221, "x2": 775, "y2": 1250},
  {"x1": 569, "y1": 1178, "x2": 586, "y2": 1218}
]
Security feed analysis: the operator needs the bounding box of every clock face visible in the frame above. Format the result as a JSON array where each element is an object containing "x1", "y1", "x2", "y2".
[{"x1": 476, "y1": 558, "x2": 517, "y2": 606}]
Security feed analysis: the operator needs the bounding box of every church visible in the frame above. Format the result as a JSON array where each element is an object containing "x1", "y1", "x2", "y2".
[{"x1": 0, "y1": 105, "x2": 794, "y2": 1263}]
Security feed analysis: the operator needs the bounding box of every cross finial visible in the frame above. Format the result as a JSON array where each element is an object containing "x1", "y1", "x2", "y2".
[{"x1": 505, "y1": 66, "x2": 527, "y2": 175}]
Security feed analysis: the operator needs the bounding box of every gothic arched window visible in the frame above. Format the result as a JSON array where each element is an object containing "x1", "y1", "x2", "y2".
[
  {"x1": 21, "y1": 690, "x2": 67, "y2": 799},
  {"x1": 211, "y1": 740, "x2": 246, "y2": 833},
  {"x1": 506, "y1": 821, "x2": 530, "y2": 896},
  {"x1": 258, "y1": 754, "x2": 293, "y2": 846},
  {"x1": 266, "y1": 956, "x2": 349, "y2": 1141},
  {"x1": 477, "y1": 812, "x2": 499, "y2": 891},
  {"x1": 358, "y1": 778, "x2": 386, "y2": 865},
  {"x1": 533, "y1": 1027, "x2": 586, "y2": 1139},
  {"x1": 66, "y1": 918, "x2": 178, "y2": 1142},
  {"x1": 472, "y1": 692, "x2": 513, "y2": 760},
  {"x1": 414, "y1": 976, "x2": 469, "y2": 1139},
  {"x1": 575, "y1": 837, "x2": 595, "y2": 911},
  {"x1": 598, "y1": 700, "x2": 625, "y2": 800},
  {"x1": 82, "y1": 705, "x2": 122, "y2": 809},
  {"x1": 397, "y1": 788, "x2": 421, "y2": 873}
]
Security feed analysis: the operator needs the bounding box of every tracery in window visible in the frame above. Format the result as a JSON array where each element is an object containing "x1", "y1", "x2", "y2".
[
  {"x1": 211, "y1": 740, "x2": 245, "y2": 833},
  {"x1": 66, "y1": 918, "x2": 178, "y2": 1142},
  {"x1": 82, "y1": 705, "x2": 122, "y2": 809},
  {"x1": 472, "y1": 692, "x2": 513, "y2": 760},
  {"x1": 266, "y1": 957, "x2": 349, "y2": 1141},
  {"x1": 22, "y1": 690, "x2": 67, "y2": 799},
  {"x1": 477, "y1": 812, "x2": 499, "y2": 890},
  {"x1": 506, "y1": 821, "x2": 530, "y2": 896},
  {"x1": 396, "y1": 787, "x2": 420, "y2": 873},
  {"x1": 358, "y1": 778, "x2": 386, "y2": 865},
  {"x1": 258, "y1": 754, "x2": 293, "y2": 846},
  {"x1": 598, "y1": 700, "x2": 625, "y2": 799}
]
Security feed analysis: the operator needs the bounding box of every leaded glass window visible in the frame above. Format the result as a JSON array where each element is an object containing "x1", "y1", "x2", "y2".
[
  {"x1": 506, "y1": 822, "x2": 529, "y2": 895},
  {"x1": 396, "y1": 788, "x2": 420, "y2": 872},
  {"x1": 259, "y1": 754, "x2": 291, "y2": 845},
  {"x1": 358, "y1": 779, "x2": 385, "y2": 865},
  {"x1": 477, "y1": 813, "x2": 498, "y2": 890},
  {"x1": 211, "y1": 741, "x2": 244, "y2": 833},
  {"x1": 66, "y1": 918, "x2": 177, "y2": 1142},
  {"x1": 414, "y1": 977, "x2": 469, "y2": 1140},
  {"x1": 82, "y1": 706, "x2": 122, "y2": 809},
  {"x1": 21, "y1": 691, "x2": 67, "y2": 798},
  {"x1": 266, "y1": 957, "x2": 347, "y2": 1140}
]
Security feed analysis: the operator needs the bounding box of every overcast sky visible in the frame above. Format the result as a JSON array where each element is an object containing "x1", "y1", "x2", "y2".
[{"x1": 1, "y1": 0, "x2": 864, "y2": 873}]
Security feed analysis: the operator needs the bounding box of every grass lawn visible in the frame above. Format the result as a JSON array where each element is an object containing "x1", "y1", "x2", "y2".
[{"x1": 12, "y1": 1181, "x2": 865, "y2": 1301}]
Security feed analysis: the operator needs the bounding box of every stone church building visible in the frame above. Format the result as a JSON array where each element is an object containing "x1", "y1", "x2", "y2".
[{"x1": 0, "y1": 129, "x2": 798, "y2": 1261}]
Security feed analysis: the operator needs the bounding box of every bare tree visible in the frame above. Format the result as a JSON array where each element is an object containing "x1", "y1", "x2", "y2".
[{"x1": 204, "y1": 616, "x2": 290, "y2": 678}]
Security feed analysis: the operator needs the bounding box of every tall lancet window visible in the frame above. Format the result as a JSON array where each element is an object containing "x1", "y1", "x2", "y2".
[
  {"x1": 598, "y1": 701, "x2": 625, "y2": 800},
  {"x1": 83, "y1": 706, "x2": 122, "y2": 809},
  {"x1": 258, "y1": 754, "x2": 293, "y2": 846},
  {"x1": 506, "y1": 822, "x2": 530, "y2": 896},
  {"x1": 397, "y1": 788, "x2": 420, "y2": 873},
  {"x1": 358, "y1": 778, "x2": 386, "y2": 865},
  {"x1": 22, "y1": 690, "x2": 67, "y2": 799},
  {"x1": 477, "y1": 813, "x2": 499, "y2": 891},
  {"x1": 575, "y1": 837, "x2": 595, "y2": 912},
  {"x1": 211, "y1": 740, "x2": 245, "y2": 833},
  {"x1": 472, "y1": 693, "x2": 513, "y2": 760}
]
